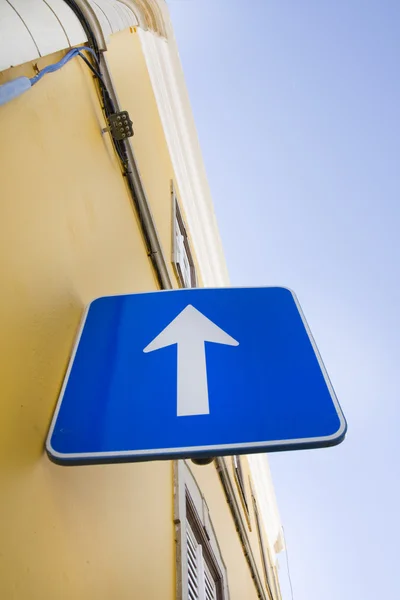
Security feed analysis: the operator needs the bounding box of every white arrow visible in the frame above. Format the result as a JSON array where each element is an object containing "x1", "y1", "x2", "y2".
[{"x1": 143, "y1": 304, "x2": 239, "y2": 417}]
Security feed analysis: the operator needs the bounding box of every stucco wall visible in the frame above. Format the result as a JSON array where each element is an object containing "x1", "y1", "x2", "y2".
[{"x1": 0, "y1": 31, "x2": 176, "y2": 600}]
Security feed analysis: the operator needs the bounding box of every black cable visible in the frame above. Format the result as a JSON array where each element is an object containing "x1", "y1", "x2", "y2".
[
  {"x1": 61, "y1": 2, "x2": 115, "y2": 112},
  {"x1": 76, "y1": 51, "x2": 104, "y2": 83},
  {"x1": 62, "y1": 1, "x2": 130, "y2": 170},
  {"x1": 62, "y1": 1, "x2": 101, "y2": 57}
]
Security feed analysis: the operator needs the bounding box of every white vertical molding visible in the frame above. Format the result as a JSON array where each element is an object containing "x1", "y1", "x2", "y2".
[{"x1": 138, "y1": 29, "x2": 230, "y2": 287}]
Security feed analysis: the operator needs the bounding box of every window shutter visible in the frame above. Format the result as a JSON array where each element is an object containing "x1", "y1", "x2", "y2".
[
  {"x1": 181, "y1": 463, "x2": 227, "y2": 600},
  {"x1": 187, "y1": 521, "x2": 200, "y2": 600},
  {"x1": 172, "y1": 193, "x2": 196, "y2": 289},
  {"x1": 204, "y1": 560, "x2": 217, "y2": 600},
  {"x1": 187, "y1": 520, "x2": 218, "y2": 600}
]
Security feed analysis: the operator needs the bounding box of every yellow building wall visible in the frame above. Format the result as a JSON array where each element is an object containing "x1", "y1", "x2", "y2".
[
  {"x1": 0, "y1": 32, "x2": 178, "y2": 600},
  {"x1": 0, "y1": 26, "x2": 268, "y2": 600}
]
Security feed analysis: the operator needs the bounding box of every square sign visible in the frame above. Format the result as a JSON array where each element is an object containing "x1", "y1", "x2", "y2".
[{"x1": 46, "y1": 287, "x2": 346, "y2": 464}]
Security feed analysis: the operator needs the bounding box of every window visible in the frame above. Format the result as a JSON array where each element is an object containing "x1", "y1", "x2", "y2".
[
  {"x1": 187, "y1": 518, "x2": 218, "y2": 600},
  {"x1": 232, "y1": 456, "x2": 250, "y2": 525},
  {"x1": 175, "y1": 461, "x2": 229, "y2": 600},
  {"x1": 172, "y1": 187, "x2": 196, "y2": 288}
]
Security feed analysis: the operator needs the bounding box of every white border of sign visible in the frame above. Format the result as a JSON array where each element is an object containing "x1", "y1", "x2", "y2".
[{"x1": 46, "y1": 287, "x2": 347, "y2": 465}]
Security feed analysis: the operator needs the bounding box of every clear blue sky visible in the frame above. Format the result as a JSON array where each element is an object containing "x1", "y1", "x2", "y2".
[{"x1": 168, "y1": 1, "x2": 400, "y2": 599}]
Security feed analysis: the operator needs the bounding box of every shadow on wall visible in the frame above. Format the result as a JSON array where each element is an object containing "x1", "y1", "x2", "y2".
[{"x1": 0, "y1": 284, "x2": 85, "y2": 470}]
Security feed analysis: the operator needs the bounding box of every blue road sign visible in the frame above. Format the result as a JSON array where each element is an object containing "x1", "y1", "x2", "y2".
[{"x1": 46, "y1": 287, "x2": 346, "y2": 465}]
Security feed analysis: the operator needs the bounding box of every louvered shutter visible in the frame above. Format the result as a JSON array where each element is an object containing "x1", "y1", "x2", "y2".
[
  {"x1": 204, "y1": 560, "x2": 217, "y2": 600},
  {"x1": 187, "y1": 521, "x2": 200, "y2": 600},
  {"x1": 187, "y1": 521, "x2": 218, "y2": 600},
  {"x1": 173, "y1": 194, "x2": 195, "y2": 288},
  {"x1": 175, "y1": 227, "x2": 184, "y2": 267},
  {"x1": 176, "y1": 228, "x2": 192, "y2": 287}
]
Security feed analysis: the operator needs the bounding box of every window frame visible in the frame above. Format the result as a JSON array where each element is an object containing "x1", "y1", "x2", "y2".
[
  {"x1": 174, "y1": 461, "x2": 230, "y2": 600},
  {"x1": 172, "y1": 185, "x2": 197, "y2": 289},
  {"x1": 186, "y1": 494, "x2": 223, "y2": 600}
]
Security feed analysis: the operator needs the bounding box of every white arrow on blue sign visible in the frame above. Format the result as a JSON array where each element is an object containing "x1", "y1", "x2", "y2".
[{"x1": 46, "y1": 287, "x2": 347, "y2": 465}]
